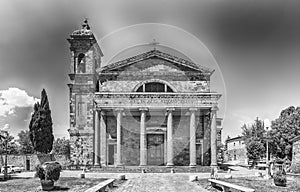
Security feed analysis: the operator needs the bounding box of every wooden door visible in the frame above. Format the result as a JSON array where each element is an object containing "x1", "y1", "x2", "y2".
[{"x1": 147, "y1": 134, "x2": 164, "y2": 165}]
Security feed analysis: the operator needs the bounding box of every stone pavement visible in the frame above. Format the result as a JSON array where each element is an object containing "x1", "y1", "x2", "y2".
[
  {"x1": 16, "y1": 171, "x2": 210, "y2": 192},
  {"x1": 14, "y1": 166, "x2": 257, "y2": 192},
  {"x1": 114, "y1": 173, "x2": 209, "y2": 192}
]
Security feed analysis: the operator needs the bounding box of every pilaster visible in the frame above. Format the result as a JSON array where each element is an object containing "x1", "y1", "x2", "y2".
[
  {"x1": 100, "y1": 110, "x2": 107, "y2": 166},
  {"x1": 94, "y1": 110, "x2": 100, "y2": 166},
  {"x1": 210, "y1": 105, "x2": 218, "y2": 168}
]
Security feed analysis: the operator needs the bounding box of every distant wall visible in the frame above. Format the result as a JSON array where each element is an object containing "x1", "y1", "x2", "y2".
[{"x1": 0, "y1": 154, "x2": 70, "y2": 171}]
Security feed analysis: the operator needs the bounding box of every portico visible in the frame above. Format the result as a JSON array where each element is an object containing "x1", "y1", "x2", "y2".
[{"x1": 93, "y1": 92, "x2": 220, "y2": 167}]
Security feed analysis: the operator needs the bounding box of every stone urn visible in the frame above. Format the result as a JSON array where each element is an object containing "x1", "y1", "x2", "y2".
[{"x1": 40, "y1": 180, "x2": 54, "y2": 191}]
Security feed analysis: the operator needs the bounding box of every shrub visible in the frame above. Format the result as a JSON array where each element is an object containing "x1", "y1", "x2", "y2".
[
  {"x1": 35, "y1": 165, "x2": 45, "y2": 180},
  {"x1": 35, "y1": 161, "x2": 62, "y2": 182}
]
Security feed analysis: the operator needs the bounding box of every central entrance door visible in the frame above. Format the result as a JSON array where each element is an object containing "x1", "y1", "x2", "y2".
[{"x1": 147, "y1": 134, "x2": 164, "y2": 165}]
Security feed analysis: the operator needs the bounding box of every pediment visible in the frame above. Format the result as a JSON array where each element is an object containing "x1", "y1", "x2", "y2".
[{"x1": 98, "y1": 50, "x2": 214, "y2": 76}]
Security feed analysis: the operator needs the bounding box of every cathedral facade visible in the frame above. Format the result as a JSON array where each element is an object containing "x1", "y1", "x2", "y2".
[{"x1": 67, "y1": 20, "x2": 222, "y2": 167}]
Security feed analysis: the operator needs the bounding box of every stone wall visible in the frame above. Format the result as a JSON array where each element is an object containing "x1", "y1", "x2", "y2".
[
  {"x1": 98, "y1": 58, "x2": 210, "y2": 93},
  {"x1": 122, "y1": 116, "x2": 141, "y2": 165},
  {"x1": 99, "y1": 80, "x2": 209, "y2": 93},
  {"x1": 0, "y1": 154, "x2": 70, "y2": 171},
  {"x1": 104, "y1": 111, "x2": 209, "y2": 166}
]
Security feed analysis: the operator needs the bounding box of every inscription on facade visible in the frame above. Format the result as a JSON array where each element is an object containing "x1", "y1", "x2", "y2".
[{"x1": 95, "y1": 93, "x2": 221, "y2": 108}]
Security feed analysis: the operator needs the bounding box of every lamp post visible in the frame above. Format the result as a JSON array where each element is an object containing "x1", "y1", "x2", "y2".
[
  {"x1": 264, "y1": 119, "x2": 271, "y2": 179},
  {"x1": 0, "y1": 124, "x2": 10, "y2": 180}
]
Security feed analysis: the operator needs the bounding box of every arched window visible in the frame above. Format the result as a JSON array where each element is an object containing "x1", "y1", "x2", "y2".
[
  {"x1": 136, "y1": 82, "x2": 173, "y2": 92},
  {"x1": 77, "y1": 53, "x2": 86, "y2": 73}
]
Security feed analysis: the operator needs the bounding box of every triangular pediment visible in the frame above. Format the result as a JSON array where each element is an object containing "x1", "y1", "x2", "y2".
[{"x1": 98, "y1": 50, "x2": 214, "y2": 76}]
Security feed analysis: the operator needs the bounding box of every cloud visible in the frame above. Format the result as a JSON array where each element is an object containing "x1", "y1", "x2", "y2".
[{"x1": 0, "y1": 88, "x2": 40, "y2": 117}]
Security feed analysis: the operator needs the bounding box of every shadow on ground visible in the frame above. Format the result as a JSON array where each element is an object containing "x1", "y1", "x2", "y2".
[{"x1": 52, "y1": 186, "x2": 70, "y2": 191}]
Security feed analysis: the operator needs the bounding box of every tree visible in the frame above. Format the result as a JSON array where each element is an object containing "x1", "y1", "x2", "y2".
[
  {"x1": 53, "y1": 137, "x2": 70, "y2": 156},
  {"x1": 17, "y1": 130, "x2": 34, "y2": 154},
  {"x1": 245, "y1": 137, "x2": 265, "y2": 160},
  {"x1": 29, "y1": 89, "x2": 54, "y2": 154},
  {"x1": 0, "y1": 133, "x2": 19, "y2": 155},
  {"x1": 241, "y1": 118, "x2": 266, "y2": 160},
  {"x1": 270, "y1": 106, "x2": 300, "y2": 160}
]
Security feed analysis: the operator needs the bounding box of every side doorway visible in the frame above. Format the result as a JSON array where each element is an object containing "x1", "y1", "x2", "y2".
[
  {"x1": 108, "y1": 144, "x2": 116, "y2": 165},
  {"x1": 196, "y1": 140, "x2": 204, "y2": 165}
]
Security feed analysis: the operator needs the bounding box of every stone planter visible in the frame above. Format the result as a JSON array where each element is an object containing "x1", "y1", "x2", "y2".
[
  {"x1": 273, "y1": 171, "x2": 287, "y2": 187},
  {"x1": 274, "y1": 179, "x2": 286, "y2": 187},
  {"x1": 41, "y1": 180, "x2": 54, "y2": 191}
]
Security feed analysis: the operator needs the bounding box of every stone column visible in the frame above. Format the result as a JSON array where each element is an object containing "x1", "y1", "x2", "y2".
[
  {"x1": 166, "y1": 107, "x2": 175, "y2": 167},
  {"x1": 189, "y1": 108, "x2": 197, "y2": 167},
  {"x1": 139, "y1": 107, "x2": 148, "y2": 166},
  {"x1": 94, "y1": 110, "x2": 100, "y2": 166},
  {"x1": 100, "y1": 110, "x2": 107, "y2": 166},
  {"x1": 115, "y1": 108, "x2": 124, "y2": 166},
  {"x1": 210, "y1": 105, "x2": 218, "y2": 167}
]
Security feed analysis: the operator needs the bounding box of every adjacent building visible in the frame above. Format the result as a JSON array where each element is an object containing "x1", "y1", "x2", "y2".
[
  {"x1": 67, "y1": 20, "x2": 222, "y2": 167},
  {"x1": 290, "y1": 135, "x2": 300, "y2": 173},
  {"x1": 224, "y1": 136, "x2": 247, "y2": 163}
]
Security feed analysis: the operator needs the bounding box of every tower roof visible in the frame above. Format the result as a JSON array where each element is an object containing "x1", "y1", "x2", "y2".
[{"x1": 71, "y1": 19, "x2": 93, "y2": 37}]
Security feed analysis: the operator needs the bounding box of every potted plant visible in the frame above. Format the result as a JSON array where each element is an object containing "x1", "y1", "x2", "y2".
[
  {"x1": 35, "y1": 161, "x2": 62, "y2": 191},
  {"x1": 273, "y1": 169, "x2": 287, "y2": 187}
]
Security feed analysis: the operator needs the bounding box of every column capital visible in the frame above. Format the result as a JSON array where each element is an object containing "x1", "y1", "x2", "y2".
[
  {"x1": 139, "y1": 107, "x2": 149, "y2": 112},
  {"x1": 93, "y1": 105, "x2": 98, "y2": 112},
  {"x1": 94, "y1": 108, "x2": 106, "y2": 114},
  {"x1": 99, "y1": 110, "x2": 106, "y2": 116},
  {"x1": 115, "y1": 108, "x2": 124, "y2": 112},
  {"x1": 189, "y1": 107, "x2": 198, "y2": 112},
  {"x1": 166, "y1": 107, "x2": 175, "y2": 112},
  {"x1": 211, "y1": 105, "x2": 219, "y2": 112}
]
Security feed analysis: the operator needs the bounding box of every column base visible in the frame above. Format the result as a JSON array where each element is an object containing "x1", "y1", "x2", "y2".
[
  {"x1": 166, "y1": 163, "x2": 174, "y2": 167},
  {"x1": 115, "y1": 164, "x2": 124, "y2": 168},
  {"x1": 189, "y1": 164, "x2": 196, "y2": 168},
  {"x1": 139, "y1": 164, "x2": 147, "y2": 167},
  {"x1": 100, "y1": 163, "x2": 107, "y2": 167},
  {"x1": 94, "y1": 163, "x2": 100, "y2": 167}
]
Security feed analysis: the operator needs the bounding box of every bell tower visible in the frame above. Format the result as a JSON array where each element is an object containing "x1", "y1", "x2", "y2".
[{"x1": 67, "y1": 19, "x2": 103, "y2": 165}]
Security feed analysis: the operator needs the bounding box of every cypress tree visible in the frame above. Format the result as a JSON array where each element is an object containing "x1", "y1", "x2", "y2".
[{"x1": 29, "y1": 89, "x2": 54, "y2": 154}]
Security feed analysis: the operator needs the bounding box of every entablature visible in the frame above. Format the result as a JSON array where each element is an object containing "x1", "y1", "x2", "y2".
[{"x1": 94, "y1": 92, "x2": 221, "y2": 109}]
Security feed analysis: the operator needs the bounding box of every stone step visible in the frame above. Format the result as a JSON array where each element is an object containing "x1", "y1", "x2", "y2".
[{"x1": 88, "y1": 166, "x2": 211, "y2": 173}]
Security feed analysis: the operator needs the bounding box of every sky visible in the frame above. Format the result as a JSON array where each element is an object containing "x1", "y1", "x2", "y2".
[{"x1": 0, "y1": 0, "x2": 300, "y2": 142}]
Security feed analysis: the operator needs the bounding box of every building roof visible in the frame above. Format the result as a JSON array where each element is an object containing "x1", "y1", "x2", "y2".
[
  {"x1": 98, "y1": 49, "x2": 215, "y2": 76},
  {"x1": 225, "y1": 135, "x2": 244, "y2": 143}
]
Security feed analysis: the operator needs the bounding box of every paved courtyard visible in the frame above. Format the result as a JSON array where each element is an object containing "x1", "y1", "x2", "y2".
[
  {"x1": 114, "y1": 174, "x2": 208, "y2": 192},
  {"x1": 12, "y1": 166, "x2": 256, "y2": 192}
]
